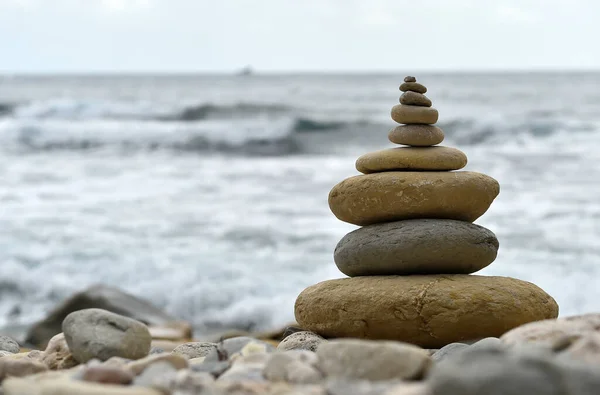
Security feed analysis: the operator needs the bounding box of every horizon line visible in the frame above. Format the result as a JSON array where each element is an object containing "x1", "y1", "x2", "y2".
[{"x1": 1, "y1": 67, "x2": 600, "y2": 77}]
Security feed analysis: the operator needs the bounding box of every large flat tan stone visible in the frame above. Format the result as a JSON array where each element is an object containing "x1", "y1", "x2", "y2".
[
  {"x1": 294, "y1": 276, "x2": 559, "y2": 348},
  {"x1": 328, "y1": 171, "x2": 499, "y2": 226}
]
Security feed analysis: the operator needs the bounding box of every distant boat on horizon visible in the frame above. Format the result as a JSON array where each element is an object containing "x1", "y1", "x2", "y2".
[{"x1": 236, "y1": 66, "x2": 253, "y2": 76}]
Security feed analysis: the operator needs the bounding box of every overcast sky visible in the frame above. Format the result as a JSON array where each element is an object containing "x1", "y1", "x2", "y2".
[{"x1": 1, "y1": 0, "x2": 598, "y2": 73}]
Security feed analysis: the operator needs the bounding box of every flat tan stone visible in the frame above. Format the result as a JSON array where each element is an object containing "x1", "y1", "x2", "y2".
[
  {"x1": 389, "y1": 125, "x2": 445, "y2": 146},
  {"x1": 42, "y1": 333, "x2": 78, "y2": 370},
  {"x1": 400, "y1": 91, "x2": 432, "y2": 107},
  {"x1": 391, "y1": 105, "x2": 438, "y2": 124},
  {"x1": 328, "y1": 171, "x2": 499, "y2": 226},
  {"x1": 294, "y1": 275, "x2": 559, "y2": 348},
  {"x1": 400, "y1": 82, "x2": 427, "y2": 94},
  {"x1": 355, "y1": 147, "x2": 467, "y2": 174}
]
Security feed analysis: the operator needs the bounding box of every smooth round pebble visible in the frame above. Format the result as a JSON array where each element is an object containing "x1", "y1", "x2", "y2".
[
  {"x1": 501, "y1": 313, "x2": 600, "y2": 347},
  {"x1": 328, "y1": 171, "x2": 500, "y2": 226},
  {"x1": 404, "y1": 76, "x2": 417, "y2": 82},
  {"x1": 400, "y1": 82, "x2": 427, "y2": 93},
  {"x1": 389, "y1": 124, "x2": 444, "y2": 146},
  {"x1": 62, "y1": 308, "x2": 151, "y2": 363},
  {"x1": 172, "y1": 342, "x2": 217, "y2": 359},
  {"x1": 204, "y1": 337, "x2": 275, "y2": 362},
  {"x1": 431, "y1": 343, "x2": 469, "y2": 362},
  {"x1": 295, "y1": 275, "x2": 559, "y2": 348},
  {"x1": 355, "y1": 146, "x2": 467, "y2": 173},
  {"x1": 427, "y1": 344, "x2": 600, "y2": 395},
  {"x1": 316, "y1": 339, "x2": 431, "y2": 381},
  {"x1": 277, "y1": 331, "x2": 326, "y2": 352},
  {"x1": 391, "y1": 104, "x2": 438, "y2": 124},
  {"x1": 334, "y1": 219, "x2": 498, "y2": 276},
  {"x1": 0, "y1": 335, "x2": 20, "y2": 354},
  {"x1": 400, "y1": 91, "x2": 432, "y2": 107}
]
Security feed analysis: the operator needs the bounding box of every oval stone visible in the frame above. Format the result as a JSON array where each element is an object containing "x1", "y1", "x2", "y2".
[
  {"x1": 400, "y1": 91, "x2": 432, "y2": 107},
  {"x1": 328, "y1": 171, "x2": 500, "y2": 226},
  {"x1": 404, "y1": 76, "x2": 417, "y2": 83},
  {"x1": 294, "y1": 275, "x2": 559, "y2": 348},
  {"x1": 389, "y1": 124, "x2": 445, "y2": 146},
  {"x1": 400, "y1": 82, "x2": 427, "y2": 94},
  {"x1": 391, "y1": 105, "x2": 438, "y2": 124},
  {"x1": 355, "y1": 147, "x2": 467, "y2": 173},
  {"x1": 334, "y1": 219, "x2": 499, "y2": 276},
  {"x1": 63, "y1": 309, "x2": 151, "y2": 363}
]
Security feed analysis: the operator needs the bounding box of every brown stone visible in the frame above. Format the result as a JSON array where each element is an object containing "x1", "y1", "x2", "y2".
[
  {"x1": 391, "y1": 105, "x2": 438, "y2": 124},
  {"x1": 294, "y1": 275, "x2": 559, "y2": 348},
  {"x1": 328, "y1": 171, "x2": 500, "y2": 226},
  {"x1": 400, "y1": 82, "x2": 427, "y2": 94},
  {"x1": 355, "y1": 147, "x2": 467, "y2": 174},
  {"x1": 404, "y1": 76, "x2": 417, "y2": 83},
  {"x1": 400, "y1": 91, "x2": 432, "y2": 107},
  {"x1": 389, "y1": 124, "x2": 445, "y2": 146},
  {"x1": 42, "y1": 333, "x2": 79, "y2": 370}
]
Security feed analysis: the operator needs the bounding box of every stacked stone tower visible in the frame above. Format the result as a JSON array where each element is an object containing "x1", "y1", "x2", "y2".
[{"x1": 294, "y1": 76, "x2": 558, "y2": 348}]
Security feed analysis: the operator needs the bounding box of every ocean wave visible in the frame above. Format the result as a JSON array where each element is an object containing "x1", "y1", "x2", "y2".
[
  {"x1": 1, "y1": 97, "x2": 598, "y2": 156},
  {"x1": 0, "y1": 117, "x2": 308, "y2": 156},
  {"x1": 0, "y1": 102, "x2": 17, "y2": 117},
  {"x1": 292, "y1": 117, "x2": 351, "y2": 132},
  {"x1": 3, "y1": 99, "x2": 294, "y2": 122},
  {"x1": 166, "y1": 103, "x2": 291, "y2": 121}
]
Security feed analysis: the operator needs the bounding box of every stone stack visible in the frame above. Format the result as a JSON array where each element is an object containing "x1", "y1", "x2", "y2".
[{"x1": 294, "y1": 76, "x2": 559, "y2": 348}]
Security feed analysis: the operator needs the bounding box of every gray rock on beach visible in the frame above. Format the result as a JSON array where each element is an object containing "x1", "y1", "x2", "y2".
[
  {"x1": 0, "y1": 335, "x2": 20, "y2": 354},
  {"x1": 334, "y1": 219, "x2": 499, "y2": 276},
  {"x1": 501, "y1": 313, "x2": 600, "y2": 348},
  {"x1": 203, "y1": 336, "x2": 275, "y2": 362},
  {"x1": 427, "y1": 343, "x2": 600, "y2": 395},
  {"x1": 62, "y1": 308, "x2": 151, "y2": 363},
  {"x1": 277, "y1": 331, "x2": 326, "y2": 352},
  {"x1": 26, "y1": 284, "x2": 177, "y2": 348},
  {"x1": 431, "y1": 342, "x2": 469, "y2": 362},
  {"x1": 317, "y1": 339, "x2": 431, "y2": 381},
  {"x1": 264, "y1": 350, "x2": 322, "y2": 384},
  {"x1": 172, "y1": 342, "x2": 217, "y2": 359}
]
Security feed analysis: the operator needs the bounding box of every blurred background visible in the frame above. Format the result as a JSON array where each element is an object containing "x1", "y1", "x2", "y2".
[{"x1": 1, "y1": 0, "x2": 599, "y2": 336}]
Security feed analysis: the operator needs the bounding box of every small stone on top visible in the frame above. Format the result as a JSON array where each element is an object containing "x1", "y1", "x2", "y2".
[{"x1": 404, "y1": 76, "x2": 417, "y2": 82}]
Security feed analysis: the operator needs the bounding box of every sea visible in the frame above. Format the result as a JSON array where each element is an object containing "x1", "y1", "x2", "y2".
[{"x1": 1, "y1": 72, "x2": 599, "y2": 335}]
